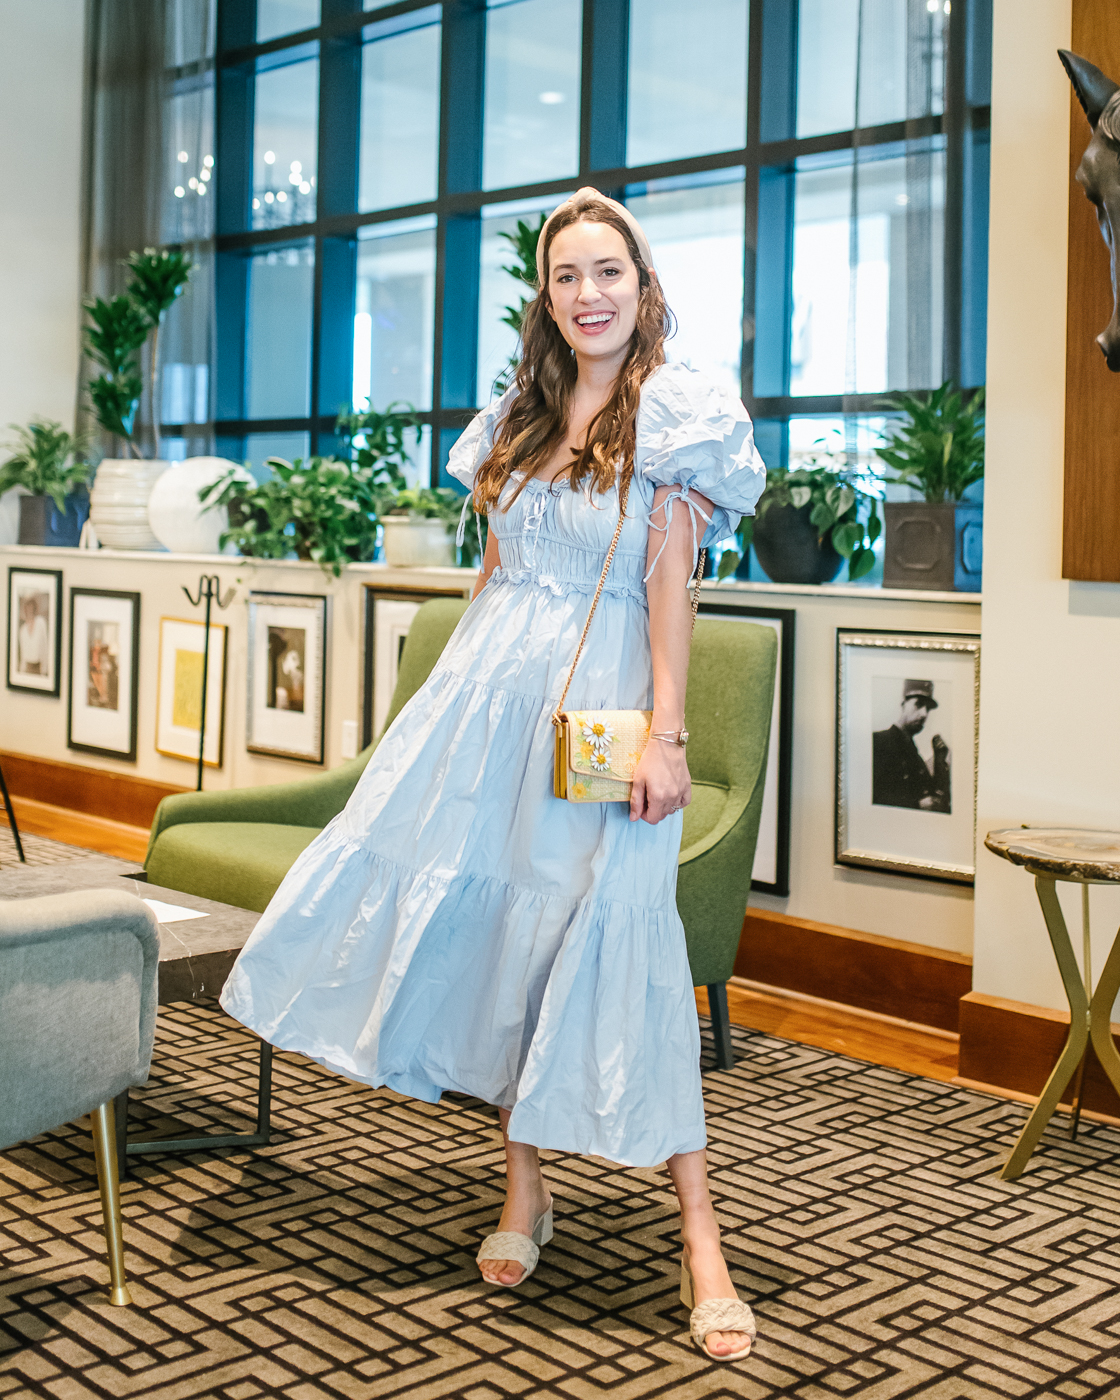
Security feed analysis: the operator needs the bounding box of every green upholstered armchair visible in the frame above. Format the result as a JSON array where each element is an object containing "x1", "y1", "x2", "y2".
[
  {"x1": 145, "y1": 597, "x2": 471, "y2": 911},
  {"x1": 0, "y1": 888, "x2": 160, "y2": 1306},
  {"x1": 677, "y1": 617, "x2": 778, "y2": 1071}
]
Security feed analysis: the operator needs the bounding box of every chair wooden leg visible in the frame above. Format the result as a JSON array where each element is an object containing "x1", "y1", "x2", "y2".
[
  {"x1": 90, "y1": 1100, "x2": 132, "y2": 1306},
  {"x1": 707, "y1": 982, "x2": 735, "y2": 1071}
]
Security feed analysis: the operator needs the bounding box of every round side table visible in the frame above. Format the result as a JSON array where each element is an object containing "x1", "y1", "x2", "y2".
[{"x1": 984, "y1": 826, "x2": 1120, "y2": 1179}]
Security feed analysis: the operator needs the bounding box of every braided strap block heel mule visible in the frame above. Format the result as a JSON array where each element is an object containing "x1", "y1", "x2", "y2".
[
  {"x1": 680, "y1": 1260, "x2": 757, "y2": 1362},
  {"x1": 476, "y1": 1204, "x2": 554, "y2": 1288}
]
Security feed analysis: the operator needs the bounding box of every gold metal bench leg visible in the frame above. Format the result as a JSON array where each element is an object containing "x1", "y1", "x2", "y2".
[
  {"x1": 1001, "y1": 877, "x2": 1090, "y2": 1181},
  {"x1": 90, "y1": 1100, "x2": 132, "y2": 1306}
]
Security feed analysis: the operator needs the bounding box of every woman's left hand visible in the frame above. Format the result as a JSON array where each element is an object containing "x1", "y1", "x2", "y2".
[{"x1": 630, "y1": 740, "x2": 691, "y2": 824}]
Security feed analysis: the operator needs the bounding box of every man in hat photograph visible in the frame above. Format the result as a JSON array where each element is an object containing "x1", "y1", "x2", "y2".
[{"x1": 872, "y1": 679, "x2": 951, "y2": 813}]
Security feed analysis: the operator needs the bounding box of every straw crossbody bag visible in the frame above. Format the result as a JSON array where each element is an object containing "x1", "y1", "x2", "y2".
[{"x1": 551, "y1": 475, "x2": 706, "y2": 803}]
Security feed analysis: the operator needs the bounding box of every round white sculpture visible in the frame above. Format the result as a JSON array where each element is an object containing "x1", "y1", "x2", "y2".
[
  {"x1": 380, "y1": 516, "x2": 456, "y2": 567},
  {"x1": 148, "y1": 456, "x2": 252, "y2": 555},
  {"x1": 89, "y1": 459, "x2": 169, "y2": 550}
]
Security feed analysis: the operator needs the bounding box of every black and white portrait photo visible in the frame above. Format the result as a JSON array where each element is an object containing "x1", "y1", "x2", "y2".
[
  {"x1": 836, "y1": 632, "x2": 979, "y2": 884},
  {"x1": 6, "y1": 567, "x2": 62, "y2": 696},
  {"x1": 872, "y1": 677, "x2": 950, "y2": 814}
]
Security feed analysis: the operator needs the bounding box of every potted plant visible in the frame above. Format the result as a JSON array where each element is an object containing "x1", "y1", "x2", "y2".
[
  {"x1": 379, "y1": 487, "x2": 471, "y2": 567},
  {"x1": 875, "y1": 382, "x2": 985, "y2": 591},
  {"x1": 0, "y1": 419, "x2": 92, "y2": 548},
  {"x1": 736, "y1": 458, "x2": 882, "y2": 585},
  {"x1": 199, "y1": 403, "x2": 472, "y2": 575},
  {"x1": 201, "y1": 454, "x2": 387, "y2": 576},
  {"x1": 337, "y1": 402, "x2": 485, "y2": 567},
  {"x1": 84, "y1": 246, "x2": 193, "y2": 549}
]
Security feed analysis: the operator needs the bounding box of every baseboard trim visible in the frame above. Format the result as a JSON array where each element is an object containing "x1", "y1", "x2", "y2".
[
  {"x1": 958, "y1": 990, "x2": 1120, "y2": 1118},
  {"x1": 0, "y1": 750, "x2": 186, "y2": 829},
  {"x1": 736, "y1": 908, "x2": 972, "y2": 1032},
  {"x1": 952, "y1": 1074, "x2": 1120, "y2": 1130}
]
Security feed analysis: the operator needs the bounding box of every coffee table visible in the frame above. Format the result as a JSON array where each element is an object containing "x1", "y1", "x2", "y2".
[{"x1": 0, "y1": 852, "x2": 272, "y2": 1167}]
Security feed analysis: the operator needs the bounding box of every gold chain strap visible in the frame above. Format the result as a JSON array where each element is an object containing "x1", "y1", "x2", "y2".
[{"x1": 551, "y1": 475, "x2": 707, "y2": 726}]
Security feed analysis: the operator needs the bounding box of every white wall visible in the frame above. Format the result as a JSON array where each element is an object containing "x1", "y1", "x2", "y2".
[
  {"x1": 733, "y1": 580, "x2": 979, "y2": 955},
  {"x1": 973, "y1": 0, "x2": 1120, "y2": 1011},
  {"x1": 0, "y1": 0, "x2": 86, "y2": 543}
]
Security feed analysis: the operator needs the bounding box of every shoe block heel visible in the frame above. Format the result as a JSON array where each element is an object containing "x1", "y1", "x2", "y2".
[
  {"x1": 680, "y1": 1261, "x2": 695, "y2": 1309},
  {"x1": 532, "y1": 1204, "x2": 553, "y2": 1247}
]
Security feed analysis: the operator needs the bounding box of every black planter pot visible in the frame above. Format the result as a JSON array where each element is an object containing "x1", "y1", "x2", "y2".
[
  {"x1": 752, "y1": 502, "x2": 843, "y2": 585},
  {"x1": 18, "y1": 492, "x2": 89, "y2": 548}
]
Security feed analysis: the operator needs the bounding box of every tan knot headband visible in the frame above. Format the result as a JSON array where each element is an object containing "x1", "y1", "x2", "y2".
[{"x1": 534, "y1": 187, "x2": 655, "y2": 288}]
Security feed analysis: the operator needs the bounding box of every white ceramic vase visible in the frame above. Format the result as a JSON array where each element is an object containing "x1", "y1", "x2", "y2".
[
  {"x1": 148, "y1": 456, "x2": 252, "y2": 554},
  {"x1": 380, "y1": 516, "x2": 456, "y2": 567},
  {"x1": 89, "y1": 459, "x2": 169, "y2": 550}
]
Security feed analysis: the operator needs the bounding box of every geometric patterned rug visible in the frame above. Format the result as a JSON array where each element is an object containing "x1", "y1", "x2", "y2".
[{"x1": 2, "y1": 1006, "x2": 1120, "y2": 1399}]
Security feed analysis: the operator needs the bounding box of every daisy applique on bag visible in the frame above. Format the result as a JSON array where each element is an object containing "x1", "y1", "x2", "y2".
[{"x1": 552, "y1": 473, "x2": 704, "y2": 805}]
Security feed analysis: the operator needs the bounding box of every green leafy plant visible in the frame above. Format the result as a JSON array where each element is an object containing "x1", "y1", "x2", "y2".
[
  {"x1": 0, "y1": 419, "x2": 91, "y2": 508},
  {"x1": 125, "y1": 247, "x2": 194, "y2": 456},
  {"x1": 201, "y1": 455, "x2": 385, "y2": 576},
  {"x1": 737, "y1": 458, "x2": 883, "y2": 581},
  {"x1": 199, "y1": 402, "x2": 481, "y2": 576},
  {"x1": 83, "y1": 246, "x2": 193, "y2": 457},
  {"x1": 83, "y1": 295, "x2": 148, "y2": 453},
  {"x1": 875, "y1": 381, "x2": 985, "y2": 502},
  {"x1": 493, "y1": 215, "x2": 545, "y2": 395}
]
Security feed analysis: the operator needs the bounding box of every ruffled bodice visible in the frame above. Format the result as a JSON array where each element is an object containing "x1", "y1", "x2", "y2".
[{"x1": 451, "y1": 361, "x2": 766, "y2": 598}]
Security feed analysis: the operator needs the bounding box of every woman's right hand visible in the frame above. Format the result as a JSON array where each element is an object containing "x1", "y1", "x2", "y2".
[{"x1": 630, "y1": 739, "x2": 691, "y2": 824}]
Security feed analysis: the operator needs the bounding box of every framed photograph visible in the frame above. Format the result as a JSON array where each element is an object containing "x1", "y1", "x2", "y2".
[
  {"x1": 7, "y1": 567, "x2": 62, "y2": 696},
  {"x1": 67, "y1": 588, "x2": 140, "y2": 761},
  {"x1": 155, "y1": 617, "x2": 228, "y2": 767},
  {"x1": 836, "y1": 629, "x2": 980, "y2": 885},
  {"x1": 697, "y1": 598, "x2": 795, "y2": 896},
  {"x1": 361, "y1": 583, "x2": 472, "y2": 747},
  {"x1": 247, "y1": 591, "x2": 327, "y2": 763}
]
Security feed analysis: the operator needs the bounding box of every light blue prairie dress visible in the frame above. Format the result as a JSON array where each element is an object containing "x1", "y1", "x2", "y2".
[{"x1": 220, "y1": 363, "x2": 766, "y2": 1167}]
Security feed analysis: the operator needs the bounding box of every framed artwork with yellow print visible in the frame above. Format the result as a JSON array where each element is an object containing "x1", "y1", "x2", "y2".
[{"x1": 156, "y1": 616, "x2": 228, "y2": 768}]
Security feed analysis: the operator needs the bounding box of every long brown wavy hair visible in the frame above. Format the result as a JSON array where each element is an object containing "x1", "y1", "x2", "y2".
[{"x1": 472, "y1": 198, "x2": 674, "y2": 514}]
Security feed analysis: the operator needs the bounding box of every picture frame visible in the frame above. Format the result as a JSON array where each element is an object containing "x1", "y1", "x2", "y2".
[
  {"x1": 67, "y1": 588, "x2": 141, "y2": 761},
  {"x1": 7, "y1": 567, "x2": 62, "y2": 696},
  {"x1": 246, "y1": 591, "x2": 328, "y2": 763},
  {"x1": 697, "y1": 598, "x2": 795, "y2": 896},
  {"x1": 361, "y1": 583, "x2": 472, "y2": 748},
  {"x1": 155, "y1": 616, "x2": 228, "y2": 767},
  {"x1": 835, "y1": 629, "x2": 980, "y2": 885}
]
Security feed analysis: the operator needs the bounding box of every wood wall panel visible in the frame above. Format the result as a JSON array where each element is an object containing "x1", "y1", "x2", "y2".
[
  {"x1": 1063, "y1": 1, "x2": 1120, "y2": 579},
  {"x1": 0, "y1": 750, "x2": 186, "y2": 829},
  {"x1": 735, "y1": 908, "x2": 973, "y2": 1032},
  {"x1": 958, "y1": 989, "x2": 1120, "y2": 1117}
]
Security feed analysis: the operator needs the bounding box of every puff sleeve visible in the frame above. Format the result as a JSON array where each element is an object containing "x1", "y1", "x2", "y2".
[
  {"x1": 636, "y1": 363, "x2": 767, "y2": 576},
  {"x1": 446, "y1": 387, "x2": 516, "y2": 491}
]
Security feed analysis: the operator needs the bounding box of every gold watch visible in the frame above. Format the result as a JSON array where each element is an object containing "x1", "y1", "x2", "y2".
[{"x1": 652, "y1": 728, "x2": 689, "y2": 748}]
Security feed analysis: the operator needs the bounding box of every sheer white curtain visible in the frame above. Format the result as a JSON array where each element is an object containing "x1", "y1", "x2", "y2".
[{"x1": 80, "y1": 0, "x2": 215, "y2": 459}]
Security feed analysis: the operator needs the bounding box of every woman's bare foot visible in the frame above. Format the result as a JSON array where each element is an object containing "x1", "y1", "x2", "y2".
[
  {"x1": 681, "y1": 1225, "x2": 751, "y2": 1358},
  {"x1": 669, "y1": 1146, "x2": 751, "y2": 1359},
  {"x1": 478, "y1": 1110, "x2": 552, "y2": 1287},
  {"x1": 477, "y1": 1177, "x2": 553, "y2": 1286}
]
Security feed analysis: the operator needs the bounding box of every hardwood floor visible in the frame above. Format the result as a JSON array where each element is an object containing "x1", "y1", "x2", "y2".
[
  {"x1": 4, "y1": 797, "x2": 960, "y2": 1080},
  {"x1": 7, "y1": 795, "x2": 149, "y2": 862}
]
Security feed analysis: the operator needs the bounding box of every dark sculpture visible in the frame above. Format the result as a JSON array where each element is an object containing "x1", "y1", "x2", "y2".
[{"x1": 1061, "y1": 49, "x2": 1120, "y2": 369}]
